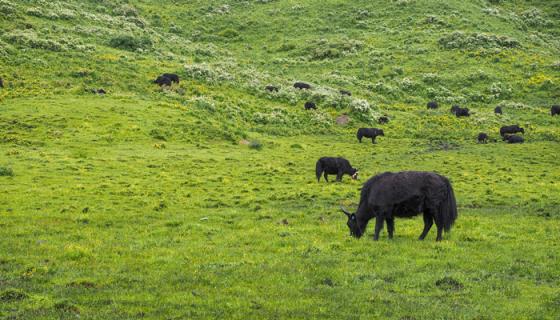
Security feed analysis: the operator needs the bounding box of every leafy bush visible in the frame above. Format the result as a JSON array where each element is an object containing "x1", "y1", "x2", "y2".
[
  {"x1": 0, "y1": 166, "x2": 14, "y2": 176},
  {"x1": 3, "y1": 30, "x2": 65, "y2": 51},
  {"x1": 249, "y1": 140, "x2": 263, "y2": 150},
  {"x1": 520, "y1": 8, "x2": 552, "y2": 28},
  {"x1": 218, "y1": 28, "x2": 239, "y2": 38},
  {"x1": 439, "y1": 32, "x2": 520, "y2": 49},
  {"x1": 108, "y1": 34, "x2": 151, "y2": 51},
  {"x1": 307, "y1": 38, "x2": 363, "y2": 60}
]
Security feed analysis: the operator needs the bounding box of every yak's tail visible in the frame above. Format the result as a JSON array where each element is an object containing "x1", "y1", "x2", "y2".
[
  {"x1": 315, "y1": 160, "x2": 323, "y2": 182},
  {"x1": 440, "y1": 177, "x2": 458, "y2": 232}
]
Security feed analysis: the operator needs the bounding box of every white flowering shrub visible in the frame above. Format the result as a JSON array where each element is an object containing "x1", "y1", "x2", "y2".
[
  {"x1": 184, "y1": 63, "x2": 233, "y2": 84},
  {"x1": 439, "y1": 32, "x2": 520, "y2": 49}
]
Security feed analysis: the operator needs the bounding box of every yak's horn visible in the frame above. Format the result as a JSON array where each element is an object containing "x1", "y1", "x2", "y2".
[{"x1": 340, "y1": 206, "x2": 351, "y2": 217}]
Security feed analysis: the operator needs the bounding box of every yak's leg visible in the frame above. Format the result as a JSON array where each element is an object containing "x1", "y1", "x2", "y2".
[
  {"x1": 371, "y1": 137, "x2": 376, "y2": 144},
  {"x1": 418, "y1": 212, "x2": 434, "y2": 240},
  {"x1": 373, "y1": 215, "x2": 385, "y2": 241},
  {"x1": 336, "y1": 171, "x2": 343, "y2": 182},
  {"x1": 386, "y1": 218, "x2": 395, "y2": 239},
  {"x1": 323, "y1": 172, "x2": 329, "y2": 182},
  {"x1": 434, "y1": 217, "x2": 443, "y2": 241}
]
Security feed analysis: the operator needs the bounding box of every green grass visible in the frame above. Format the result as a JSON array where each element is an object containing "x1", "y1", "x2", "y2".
[{"x1": 1, "y1": 0, "x2": 560, "y2": 319}]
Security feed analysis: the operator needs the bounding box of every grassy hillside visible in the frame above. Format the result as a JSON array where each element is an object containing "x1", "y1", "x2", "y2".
[{"x1": 1, "y1": 0, "x2": 559, "y2": 319}]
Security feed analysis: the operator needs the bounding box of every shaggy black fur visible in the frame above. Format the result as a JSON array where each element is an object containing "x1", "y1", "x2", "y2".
[
  {"x1": 315, "y1": 157, "x2": 358, "y2": 182},
  {"x1": 504, "y1": 135, "x2": 524, "y2": 143},
  {"x1": 451, "y1": 105, "x2": 470, "y2": 117},
  {"x1": 0, "y1": 77, "x2": 3, "y2": 88},
  {"x1": 153, "y1": 75, "x2": 172, "y2": 86},
  {"x1": 494, "y1": 106, "x2": 503, "y2": 114},
  {"x1": 551, "y1": 105, "x2": 560, "y2": 116},
  {"x1": 293, "y1": 82, "x2": 311, "y2": 89},
  {"x1": 427, "y1": 101, "x2": 438, "y2": 109},
  {"x1": 500, "y1": 124, "x2": 524, "y2": 137},
  {"x1": 265, "y1": 85, "x2": 279, "y2": 92},
  {"x1": 305, "y1": 101, "x2": 317, "y2": 110},
  {"x1": 162, "y1": 73, "x2": 180, "y2": 83},
  {"x1": 340, "y1": 89, "x2": 352, "y2": 96},
  {"x1": 477, "y1": 133, "x2": 488, "y2": 143},
  {"x1": 357, "y1": 128, "x2": 384, "y2": 143},
  {"x1": 341, "y1": 171, "x2": 458, "y2": 241},
  {"x1": 378, "y1": 116, "x2": 389, "y2": 124}
]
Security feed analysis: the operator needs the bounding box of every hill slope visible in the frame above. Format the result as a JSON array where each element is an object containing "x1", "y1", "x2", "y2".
[{"x1": 1, "y1": 1, "x2": 560, "y2": 319}]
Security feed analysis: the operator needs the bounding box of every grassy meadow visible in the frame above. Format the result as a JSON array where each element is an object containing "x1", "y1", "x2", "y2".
[{"x1": 1, "y1": 0, "x2": 560, "y2": 319}]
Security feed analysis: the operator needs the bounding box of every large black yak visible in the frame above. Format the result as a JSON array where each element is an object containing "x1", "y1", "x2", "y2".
[
  {"x1": 427, "y1": 101, "x2": 438, "y2": 109},
  {"x1": 504, "y1": 135, "x2": 524, "y2": 144},
  {"x1": 304, "y1": 101, "x2": 317, "y2": 110},
  {"x1": 494, "y1": 106, "x2": 503, "y2": 114},
  {"x1": 293, "y1": 82, "x2": 311, "y2": 90},
  {"x1": 341, "y1": 171, "x2": 458, "y2": 241},
  {"x1": 451, "y1": 105, "x2": 470, "y2": 117},
  {"x1": 500, "y1": 124, "x2": 524, "y2": 137},
  {"x1": 357, "y1": 128, "x2": 384, "y2": 143},
  {"x1": 477, "y1": 132, "x2": 488, "y2": 143},
  {"x1": 551, "y1": 105, "x2": 560, "y2": 116},
  {"x1": 315, "y1": 157, "x2": 358, "y2": 182}
]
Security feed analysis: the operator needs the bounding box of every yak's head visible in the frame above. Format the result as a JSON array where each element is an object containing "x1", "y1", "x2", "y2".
[
  {"x1": 520, "y1": 128, "x2": 525, "y2": 134},
  {"x1": 350, "y1": 168, "x2": 359, "y2": 180},
  {"x1": 341, "y1": 206, "x2": 363, "y2": 238},
  {"x1": 378, "y1": 129, "x2": 385, "y2": 136}
]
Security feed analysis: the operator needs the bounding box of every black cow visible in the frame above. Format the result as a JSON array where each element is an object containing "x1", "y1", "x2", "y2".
[
  {"x1": 340, "y1": 171, "x2": 458, "y2": 241},
  {"x1": 0, "y1": 77, "x2": 3, "y2": 88},
  {"x1": 451, "y1": 105, "x2": 470, "y2": 117},
  {"x1": 357, "y1": 128, "x2": 384, "y2": 144},
  {"x1": 97, "y1": 89, "x2": 106, "y2": 95},
  {"x1": 304, "y1": 102, "x2": 316, "y2": 110},
  {"x1": 162, "y1": 73, "x2": 180, "y2": 83},
  {"x1": 294, "y1": 82, "x2": 311, "y2": 90},
  {"x1": 315, "y1": 157, "x2": 358, "y2": 182},
  {"x1": 427, "y1": 101, "x2": 438, "y2": 109},
  {"x1": 494, "y1": 106, "x2": 503, "y2": 114},
  {"x1": 340, "y1": 89, "x2": 352, "y2": 96},
  {"x1": 504, "y1": 135, "x2": 524, "y2": 144},
  {"x1": 551, "y1": 105, "x2": 560, "y2": 116},
  {"x1": 500, "y1": 124, "x2": 524, "y2": 137},
  {"x1": 477, "y1": 132, "x2": 488, "y2": 144},
  {"x1": 153, "y1": 75, "x2": 172, "y2": 86},
  {"x1": 378, "y1": 116, "x2": 389, "y2": 124},
  {"x1": 265, "y1": 85, "x2": 279, "y2": 92}
]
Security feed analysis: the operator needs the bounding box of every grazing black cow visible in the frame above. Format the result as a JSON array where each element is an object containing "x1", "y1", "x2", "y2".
[
  {"x1": 265, "y1": 85, "x2": 279, "y2": 92},
  {"x1": 378, "y1": 116, "x2": 389, "y2": 124},
  {"x1": 504, "y1": 135, "x2": 524, "y2": 144},
  {"x1": 427, "y1": 101, "x2": 438, "y2": 109},
  {"x1": 0, "y1": 77, "x2": 3, "y2": 88},
  {"x1": 153, "y1": 75, "x2": 172, "y2": 86},
  {"x1": 293, "y1": 82, "x2": 311, "y2": 90},
  {"x1": 341, "y1": 171, "x2": 457, "y2": 241},
  {"x1": 97, "y1": 89, "x2": 106, "y2": 95},
  {"x1": 357, "y1": 128, "x2": 384, "y2": 144},
  {"x1": 315, "y1": 157, "x2": 358, "y2": 182},
  {"x1": 500, "y1": 124, "x2": 524, "y2": 137},
  {"x1": 451, "y1": 106, "x2": 470, "y2": 117},
  {"x1": 450, "y1": 105, "x2": 459, "y2": 114},
  {"x1": 340, "y1": 89, "x2": 352, "y2": 96},
  {"x1": 304, "y1": 101, "x2": 317, "y2": 110},
  {"x1": 162, "y1": 73, "x2": 180, "y2": 84},
  {"x1": 551, "y1": 105, "x2": 560, "y2": 116},
  {"x1": 477, "y1": 133, "x2": 488, "y2": 144},
  {"x1": 494, "y1": 106, "x2": 503, "y2": 114}
]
